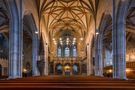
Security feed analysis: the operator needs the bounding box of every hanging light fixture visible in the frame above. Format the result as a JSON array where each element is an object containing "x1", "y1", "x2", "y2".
[
  {"x1": 53, "y1": 38, "x2": 55, "y2": 41},
  {"x1": 59, "y1": 38, "x2": 62, "y2": 41},
  {"x1": 80, "y1": 37, "x2": 83, "y2": 41}
]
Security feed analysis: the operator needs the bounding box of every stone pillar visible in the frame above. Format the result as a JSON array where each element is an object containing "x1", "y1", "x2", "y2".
[
  {"x1": 44, "y1": 43, "x2": 48, "y2": 75},
  {"x1": 87, "y1": 44, "x2": 93, "y2": 76},
  {"x1": 8, "y1": 0, "x2": 23, "y2": 78},
  {"x1": 98, "y1": 35, "x2": 103, "y2": 76},
  {"x1": 112, "y1": 0, "x2": 127, "y2": 79},
  {"x1": 95, "y1": 36, "x2": 98, "y2": 76},
  {"x1": 32, "y1": 34, "x2": 39, "y2": 76},
  {"x1": 89, "y1": 44, "x2": 93, "y2": 75},
  {"x1": 87, "y1": 44, "x2": 90, "y2": 75},
  {"x1": 95, "y1": 34, "x2": 103, "y2": 76},
  {"x1": 46, "y1": 44, "x2": 49, "y2": 75}
]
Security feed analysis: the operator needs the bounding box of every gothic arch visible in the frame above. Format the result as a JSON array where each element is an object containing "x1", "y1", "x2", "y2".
[
  {"x1": 125, "y1": 1, "x2": 135, "y2": 68},
  {"x1": 23, "y1": 14, "x2": 39, "y2": 76}
]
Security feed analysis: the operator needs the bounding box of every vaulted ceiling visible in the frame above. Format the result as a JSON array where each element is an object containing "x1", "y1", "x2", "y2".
[
  {"x1": 0, "y1": 0, "x2": 135, "y2": 56},
  {"x1": 39, "y1": 0, "x2": 96, "y2": 39}
]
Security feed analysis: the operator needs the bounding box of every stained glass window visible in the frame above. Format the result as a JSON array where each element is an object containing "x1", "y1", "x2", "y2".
[{"x1": 65, "y1": 47, "x2": 70, "y2": 57}]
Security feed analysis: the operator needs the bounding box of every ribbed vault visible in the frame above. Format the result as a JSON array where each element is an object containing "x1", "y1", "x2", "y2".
[{"x1": 40, "y1": 0, "x2": 95, "y2": 39}]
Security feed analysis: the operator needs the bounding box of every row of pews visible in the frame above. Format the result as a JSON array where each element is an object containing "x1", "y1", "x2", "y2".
[{"x1": 0, "y1": 76, "x2": 135, "y2": 89}]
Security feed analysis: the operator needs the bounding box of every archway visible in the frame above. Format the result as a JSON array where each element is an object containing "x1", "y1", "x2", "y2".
[
  {"x1": 55, "y1": 63, "x2": 63, "y2": 75},
  {"x1": 23, "y1": 15, "x2": 33, "y2": 77},
  {"x1": 96, "y1": 14, "x2": 113, "y2": 77},
  {"x1": 72, "y1": 63, "x2": 80, "y2": 75},
  {"x1": 126, "y1": 6, "x2": 135, "y2": 79},
  {"x1": 23, "y1": 14, "x2": 39, "y2": 77}
]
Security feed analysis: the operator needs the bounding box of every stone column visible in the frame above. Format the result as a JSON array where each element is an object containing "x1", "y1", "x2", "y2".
[
  {"x1": 112, "y1": 0, "x2": 127, "y2": 79},
  {"x1": 98, "y1": 35, "x2": 103, "y2": 76},
  {"x1": 86, "y1": 45, "x2": 89, "y2": 75},
  {"x1": 8, "y1": 0, "x2": 23, "y2": 78},
  {"x1": 89, "y1": 44, "x2": 93, "y2": 75},
  {"x1": 44, "y1": 43, "x2": 48, "y2": 75},
  {"x1": 32, "y1": 34, "x2": 39, "y2": 76},
  {"x1": 95, "y1": 36, "x2": 99, "y2": 76},
  {"x1": 95, "y1": 35, "x2": 103, "y2": 76},
  {"x1": 87, "y1": 44, "x2": 90, "y2": 75},
  {"x1": 46, "y1": 45, "x2": 49, "y2": 75}
]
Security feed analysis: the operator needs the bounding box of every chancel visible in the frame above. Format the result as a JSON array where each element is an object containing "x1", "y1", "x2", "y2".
[{"x1": 0, "y1": 0, "x2": 135, "y2": 89}]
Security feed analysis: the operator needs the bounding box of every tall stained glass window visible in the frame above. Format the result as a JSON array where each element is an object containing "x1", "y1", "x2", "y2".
[
  {"x1": 58, "y1": 47, "x2": 61, "y2": 57},
  {"x1": 73, "y1": 46, "x2": 77, "y2": 57},
  {"x1": 65, "y1": 46, "x2": 70, "y2": 57}
]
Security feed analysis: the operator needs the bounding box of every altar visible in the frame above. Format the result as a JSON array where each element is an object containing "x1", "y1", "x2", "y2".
[{"x1": 64, "y1": 65, "x2": 71, "y2": 76}]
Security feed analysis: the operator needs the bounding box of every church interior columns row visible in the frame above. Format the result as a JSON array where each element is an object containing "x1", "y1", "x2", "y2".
[
  {"x1": 6, "y1": 0, "x2": 44, "y2": 78},
  {"x1": 94, "y1": 0, "x2": 131, "y2": 79},
  {"x1": 1, "y1": 0, "x2": 135, "y2": 80},
  {"x1": 7, "y1": 0, "x2": 129, "y2": 79}
]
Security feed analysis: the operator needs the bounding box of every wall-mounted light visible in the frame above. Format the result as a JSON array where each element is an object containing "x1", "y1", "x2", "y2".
[
  {"x1": 96, "y1": 30, "x2": 99, "y2": 35},
  {"x1": 108, "y1": 69, "x2": 112, "y2": 73},
  {"x1": 53, "y1": 38, "x2": 55, "y2": 41},
  {"x1": 126, "y1": 68, "x2": 131, "y2": 73},
  {"x1": 35, "y1": 31, "x2": 38, "y2": 34},
  {"x1": 73, "y1": 38, "x2": 76, "y2": 40},
  {"x1": 23, "y1": 68, "x2": 27, "y2": 73},
  {"x1": 80, "y1": 38, "x2": 83, "y2": 41},
  {"x1": 96, "y1": 32, "x2": 99, "y2": 35},
  {"x1": 67, "y1": 38, "x2": 69, "y2": 40}
]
